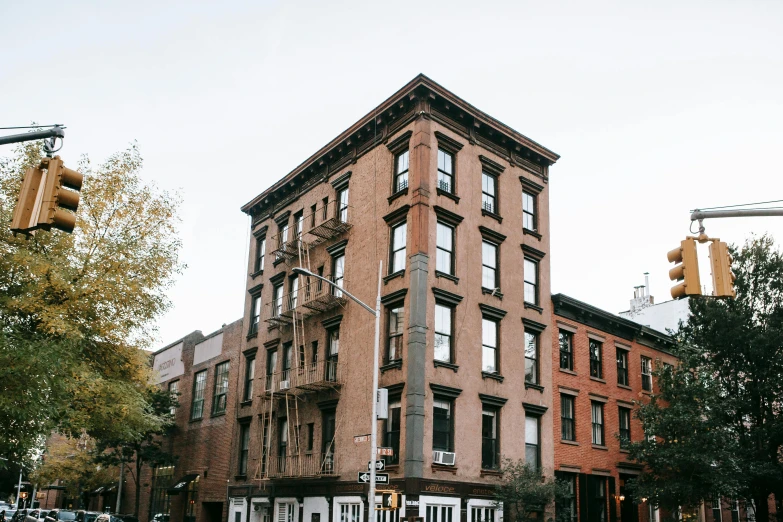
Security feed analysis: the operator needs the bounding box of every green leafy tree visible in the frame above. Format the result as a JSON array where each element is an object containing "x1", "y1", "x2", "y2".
[
  {"x1": 0, "y1": 141, "x2": 184, "y2": 461},
  {"x1": 96, "y1": 387, "x2": 178, "y2": 517},
  {"x1": 494, "y1": 459, "x2": 572, "y2": 522},
  {"x1": 628, "y1": 235, "x2": 783, "y2": 522}
]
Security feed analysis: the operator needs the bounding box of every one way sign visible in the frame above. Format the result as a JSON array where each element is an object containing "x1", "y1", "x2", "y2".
[
  {"x1": 357, "y1": 472, "x2": 389, "y2": 484},
  {"x1": 367, "y1": 460, "x2": 386, "y2": 471}
]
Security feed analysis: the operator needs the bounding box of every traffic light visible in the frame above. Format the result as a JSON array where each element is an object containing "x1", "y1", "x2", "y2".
[
  {"x1": 10, "y1": 164, "x2": 46, "y2": 233},
  {"x1": 380, "y1": 493, "x2": 399, "y2": 510},
  {"x1": 709, "y1": 241, "x2": 736, "y2": 298},
  {"x1": 667, "y1": 237, "x2": 701, "y2": 299},
  {"x1": 36, "y1": 156, "x2": 83, "y2": 233}
]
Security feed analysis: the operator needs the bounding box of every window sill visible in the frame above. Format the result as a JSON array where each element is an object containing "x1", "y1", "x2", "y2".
[
  {"x1": 523, "y1": 228, "x2": 542, "y2": 240},
  {"x1": 189, "y1": 417, "x2": 203, "y2": 423},
  {"x1": 620, "y1": 448, "x2": 630, "y2": 454},
  {"x1": 387, "y1": 187, "x2": 408, "y2": 205},
  {"x1": 481, "y1": 209, "x2": 503, "y2": 223},
  {"x1": 273, "y1": 257, "x2": 285, "y2": 268},
  {"x1": 383, "y1": 270, "x2": 405, "y2": 285},
  {"x1": 240, "y1": 400, "x2": 253, "y2": 407},
  {"x1": 432, "y1": 464, "x2": 458, "y2": 474},
  {"x1": 525, "y1": 382, "x2": 544, "y2": 392},
  {"x1": 480, "y1": 469, "x2": 503, "y2": 477},
  {"x1": 481, "y1": 287, "x2": 503, "y2": 300},
  {"x1": 559, "y1": 368, "x2": 577, "y2": 376},
  {"x1": 246, "y1": 331, "x2": 258, "y2": 341},
  {"x1": 481, "y1": 371, "x2": 504, "y2": 383},
  {"x1": 211, "y1": 411, "x2": 227, "y2": 418},
  {"x1": 436, "y1": 188, "x2": 460, "y2": 204},
  {"x1": 250, "y1": 268, "x2": 264, "y2": 279},
  {"x1": 641, "y1": 388, "x2": 653, "y2": 395},
  {"x1": 434, "y1": 360, "x2": 459, "y2": 372},
  {"x1": 560, "y1": 440, "x2": 579, "y2": 446},
  {"x1": 617, "y1": 383, "x2": 632, "y2": 390},
  {"x1": 592, "y1": 444, "x2": 609, "y2": 451},
  {"x1": 380, "y1": 360, "x2": 403, "y2": 373},
  {"x1": 435, "y1": 271, "x2": 459, "y2": 284},
  {"x1": 589, "y1": 376, "x2": 606, "y2": 384},
  {"x1": 386, "y1": 464, "x2": 400, "y2": 473},
  {"x1": 524, "y1": 302, "x2": 543, "y2": 314}
]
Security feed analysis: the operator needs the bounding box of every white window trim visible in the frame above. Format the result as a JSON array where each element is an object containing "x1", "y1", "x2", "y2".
[
  {"x1": 274, "y1": 498, "x2": 298, "y2": 522},
  {"x1": 420, "y1": 495, "x2": 461, "y2": 518},
  {"x1": 467, "y1": 499, "x2": 503, "y2": 522},
  {"x1": 333, "y1": 496, "x2": 364, "y2": 522}
]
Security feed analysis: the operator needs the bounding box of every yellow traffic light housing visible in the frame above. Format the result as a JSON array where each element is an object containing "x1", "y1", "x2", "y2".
[
  {"x1": 709, "y1": 241, "x2": 736, "y2": 298},
  {"x1": 37, "y1": 156, "x2": 83, "y2": 233},
  {"x1": 667, "y1": 237, "x2": 701, "y2": 299},
  {"x1": 10, "y1": 164, "x2": 46, "y2": 234}
]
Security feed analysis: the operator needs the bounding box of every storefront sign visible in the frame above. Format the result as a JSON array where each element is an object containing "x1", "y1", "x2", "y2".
[{"x1": 152, "y1": 342, "x2": 184, "y2": 384}]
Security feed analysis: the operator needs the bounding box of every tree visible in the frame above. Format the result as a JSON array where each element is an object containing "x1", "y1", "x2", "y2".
[
  {"x1": 494, "y1": 459, "x2": 571, "y2": 522},
  {"x1": 96, "y1": 387, "x2": 178, "y2": 517},
  {"x1": 0, "y1": 141, "x2": 184, "y2": 461},
  {"x1": 628, "y1": 235, "x2": 783, "y2": 522}
]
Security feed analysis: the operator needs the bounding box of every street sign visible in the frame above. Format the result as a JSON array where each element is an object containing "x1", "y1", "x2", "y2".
[
  {"x1": 357, "y1": 472, "x2": 390, "y2": 484},
  {"x1": 354, "y1": 434, "x2": 370, "y2": 444},
  {"x1": 377, "y1": 447, "x2": 393, "y2": 456},
  {"x1": 367, "y1": 459, "x2": 386, "y2": 471}
]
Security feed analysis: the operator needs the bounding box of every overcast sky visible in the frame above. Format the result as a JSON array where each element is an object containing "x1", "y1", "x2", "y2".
[{"x1": 2, "y1": 0, "x2": 782, "y2": 347}]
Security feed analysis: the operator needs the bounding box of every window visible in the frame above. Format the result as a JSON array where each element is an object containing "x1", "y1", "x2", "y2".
[
  {"x1": 322, "y1": 197, "x2": 329, "y2": 220},
  {"x1": 470, "y1": 507, "x2": 496, "y2": 522},
  {"x1": 277, "y1": 503, "x2": 295, "y2": 522},
  {"x1": 279, "y1": 221, "x2": 289, "y2": 245},
  {"x1": 254, "y1": 237, "x2": 266, "y2": 273},
  {"x1": 482, "y1": 318, "x2": 498, "y2": 374},
  {"x1": 385, "y1": 399, "x2": 401, "y2": 464},
  {"x1": 150, "y1": 465, "x2": 174, "y2": 518},
  {"x1": 426, "y1": 505, "x2": 454, "y2": 522},
  {"x1": 525, "y1": 415, "x2": 540, "y2": 470},
  {"x1": 272, "y1": 284, "x2": 283, "y2": 317},
  {"x1": 281, "y1": 343, "x2": 293, "y2": 385},
  {"x1": 250, "y1": 295, "x2": 261, "y2": 334},
  {"x1": 212, "y1": 361, "x2": 229, "y2": 415},
  {"x1": 641, "y1": 356, "x2": 653, "y2": 392},
  {"x1": 279, "y1": 417, "x2": 288, "y2": 459},
  {"x1": 387, "y1": 305, "x2": 404, "y2": 363},
  {"x1": 298, "y1": 345, "x2": 305, "y2": 369},
  {"x1": 238, "y1": 424, "x2": 250, "y2": 475},
  {"x1": 243, "y1": 355, "x2": 255, "y2": 402},
  {"x1": 326, "y1": 328, "x2": 339, "y2": 381},
  {"x1": 437, "y1": 148, "x2": 454, "y2": 193},
  {"x1": 559, "y1": 330, "x2": 573, "y2": 371},
  {"x1": 307, "y1": 423, "x2": 314, "y2": 451},
  {"x1": 619, "y1": 406, "x2": 631, "y2": 449},
  {"x1": 588, "y1": 476, "x2": 607, "y2": 522},
  {"x1": 311, "y1": 340, "x2": 319, "y2": 365},
  {"x1": 322, "y1": 409, "x2": 336, "y2": 473},
  {"x1": 481, "y1": 172, "x2": 496, "y2": 214},
  {"x1": 591, "y1": 401, "x2": 605, "y2": 445},
  {"x1": 524, "y1": 331, "x2": 538, "y2": 384},
  {"x1": 265, "y1": 350, "x2": 277, "y2": 391},
  {"x1": 523, "y1": 258, "x2": 538, "y2": 305},
  {"x1": 730, "y1": 500, "x2": 740, "y2": 522},
  {"x1": 615, "y1": 348, "x2": 629, "y2": 386},
  {"x1": 590, "y1": 339, "x2": 603, "y2": 379},
  {"x1": 339, "y1": 504, "x2": 361, "y2": 522},
  {"x1": 434, "y1": 304, "x2": 452, "y2": 363},
  {"x1": 310, "y1": 204, "x2": 317, "y2": 228},
  {"x1": 561, "y1": 395, "x2": 575, "y2": 441},
  {"x1": 711, "y1": 498, "x2": 722, "y2": 522},
  {"x1": 190, "y1": 370, "x2": 207, "y2": 420},
  {"x1": 337, "y1": 186, "x2": 349, "y2": 222},
  {"x1": 432, "y1": 399, "x2": 453, "y2": 451},
  {"x1": 332, "y1": 254, "x2": 345, "y2": 297},
  {"x1": 260, "y1": 415, "x2": 270, "y2": 474},
  {"x1": 394, "y1": 150, "x2": 409, "y2": 192},
  {"x1": 556, "y1": 473, "x2": 578, "y2": 522},
  {"x1": 390, "y1": 222, "x2": 407, "y2": 273},
  {"x1": 168, "y1": 381, "x2": 178, "y2": 416},
  {"x1": 289, "y1": 275, "x2": 299, "y2": 309},
  {"x1": 481, "y1": 241, "x2": 498, "y2": 290},
  {"x1": 481, "y1": 407, "x2": 499, "y2": 469},
  {"x1": 522, "y1": 191, "x2": 537, "y2": 232},
  {"x1": 293, "y1": 210, "x2": 304, "y2": 238},
  {"x1": 436, "y1": 222, "x2": 454, "y2": 275}
]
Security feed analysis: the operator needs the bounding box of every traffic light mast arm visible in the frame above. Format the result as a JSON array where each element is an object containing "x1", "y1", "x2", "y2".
[
  {"x1": 0, "y1": 126, "x2": 65, "y2": 147},
  {"x1": 691, "y1": 208, "x2": 783, "y2": 220}
]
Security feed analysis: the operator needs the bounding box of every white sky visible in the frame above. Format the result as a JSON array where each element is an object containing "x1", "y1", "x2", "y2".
[{"x1": 2, "y1": 0, "x2": 782, "y2": 346}]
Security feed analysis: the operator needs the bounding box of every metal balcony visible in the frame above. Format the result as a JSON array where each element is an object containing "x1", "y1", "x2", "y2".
[
  {"x1": 264, "y1": 276, "x2": 347, "y2": 327},
  {"x1": 260, "y1": 360, "x2": 342, "y2": 397},
  {"x1": 264, "y1": 452, "x2": 338, "y2": 479},
  {"x1": 270, "y1": 200, "x2": 352, "y2": 264}
]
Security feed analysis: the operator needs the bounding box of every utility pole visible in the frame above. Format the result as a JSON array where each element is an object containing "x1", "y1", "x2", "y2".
[{"x1": 115, "y1": 459, "x2": 124, "y2": 513}]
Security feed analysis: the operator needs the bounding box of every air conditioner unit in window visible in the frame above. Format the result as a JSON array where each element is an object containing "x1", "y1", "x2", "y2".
[
  {"x1": 279, "y1": 380, "x2": 290, "y2": 390},
  {"x1": 432, "y1": 451, "x2": 456, "y2": 466}
]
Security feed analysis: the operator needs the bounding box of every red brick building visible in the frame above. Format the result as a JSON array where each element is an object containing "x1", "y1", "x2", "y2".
[
  {"x1": 229, "y1": 74, "x2": 559, "y2": 522},
  {"x1": 550, "y1": 294, "x2": 676, "y2": 522}
]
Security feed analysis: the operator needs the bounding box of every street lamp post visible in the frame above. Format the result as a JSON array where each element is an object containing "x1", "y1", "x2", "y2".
[{"x1": 292, "y1": 262, "x2": 383, "y2": 522}]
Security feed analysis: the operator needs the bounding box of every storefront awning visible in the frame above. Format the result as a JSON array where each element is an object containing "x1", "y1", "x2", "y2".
[
  {"x1": 167, "y1": 474, "x2": 199, "y2": 494},
  {"x1": 91, "y1": 486, "x2": 106, "y2": 496}
]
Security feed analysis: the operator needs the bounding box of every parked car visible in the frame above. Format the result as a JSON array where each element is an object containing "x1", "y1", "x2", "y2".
[
  {"x1": 74, "y1": 512, "x2": 101, "y2": 522},
  {"x1": 4, "y1": 509, "x2": 17, "y2": 522},
  {"x1": 12, "y1": 509, "x2": 30, "y2": 522},
  {"x1": 151, "y1": 514, "x2": 169, "y2": 522},
  {"x1": 24, "y1": 509, "x2": 47, "y2": 522},
  {"x1": 93, "y1": 515, "x2": 122, "y2": 522},
  {"x1": 43, "y1": 510, "x2": 76, "y2": 522},
  {"x1": 115, "y1": 515, "x2": 137, "y2": 522}
]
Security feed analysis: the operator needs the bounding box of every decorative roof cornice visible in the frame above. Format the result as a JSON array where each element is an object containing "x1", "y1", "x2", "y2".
[{"x1": 241, "y1": 74, "x2": 560, "y2": 218}]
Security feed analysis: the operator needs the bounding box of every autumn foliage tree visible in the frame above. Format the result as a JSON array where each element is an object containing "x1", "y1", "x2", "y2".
[{"x1": 0, "y1": 141, "x2": 184, "y2": 463}]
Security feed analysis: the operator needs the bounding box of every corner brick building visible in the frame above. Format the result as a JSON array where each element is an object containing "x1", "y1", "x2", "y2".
[
  {"x1": 224, "y1": 74, "x2": 559, "y2": 522},
  {"x1": 550, "y1": 294, "x2": 676, "y2": 522}
]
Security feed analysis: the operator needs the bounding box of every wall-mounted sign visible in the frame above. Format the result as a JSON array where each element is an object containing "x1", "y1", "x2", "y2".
[{"x1": 153, "y1": 342, "x2": 184, "y2": 384}]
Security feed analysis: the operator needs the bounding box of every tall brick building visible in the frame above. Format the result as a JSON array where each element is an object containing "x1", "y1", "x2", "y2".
[
  {"x1": 550, "y1": 294, "x2": 676, "y2": 522},
  {"x1": 225, "y1": 74, "x2": 559, "y2": 522}
]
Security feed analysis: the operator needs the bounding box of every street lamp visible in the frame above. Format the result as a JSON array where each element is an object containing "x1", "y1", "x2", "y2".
[{"x1": 291, "y1": 262, "x2": 383, "y2": 522}]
